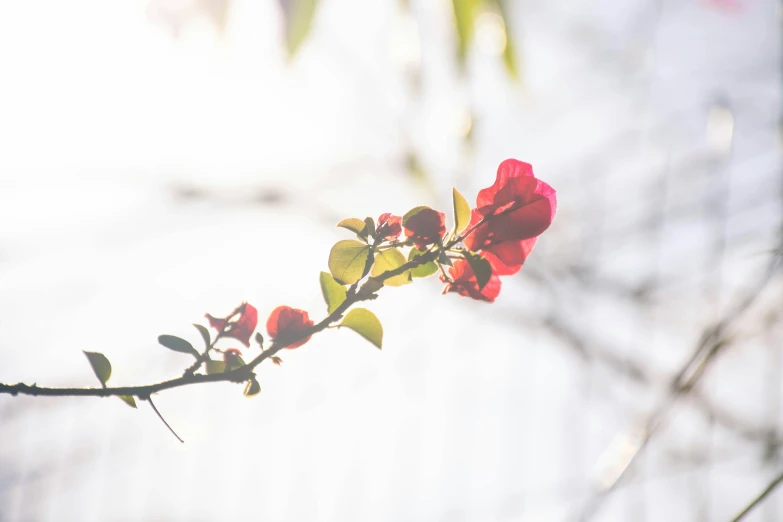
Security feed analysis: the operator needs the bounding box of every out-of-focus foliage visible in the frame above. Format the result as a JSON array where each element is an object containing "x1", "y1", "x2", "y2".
[{"x1": 278, "y1": 0, "x2": 320, "y2": 58}]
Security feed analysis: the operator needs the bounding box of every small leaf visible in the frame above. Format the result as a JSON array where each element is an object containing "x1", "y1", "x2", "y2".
[
  {"x1": 502, "y1": 28, "x2": 519, "y2": 80},
  {"x1": 337, "y1": 217, "x2": 368, "y2": 242},
  {"x1": 402, "y1": 206, "x2": 432, "y2": 227},
  {"x1": 158, "y1": 335, "x2": 200, "y2": 359},
  {"x1": 206, "y1": 360, "x2": 227, "y2": 375},
  {"x1": 408, "y1": 247, "x2": 439, "y2": 278},
  {"x1": 371, "y1": 248, "x2": 411, "y2": 286},
  {"x1": 328, "y1": 240, "x2": 373, "y2": 284},
  {"x1": 465, "y1": 252, "x2": 492, "y2": 290},
  {"x1": 224, "y1": 353, "x2": 246, "y2": 371},
  {"x1": 255, "y1": 332, "x2": 265, "y2": 346},
  {"x1": 193, "y1": 324, "x2": 211, "y2": 350},
  {"x1": 452, "y1": 187, "x2": 471, "y2": 234},
  {"x1": 492, "y1": 0, "x2": 521, "y2": 81},
  {"x1": 118, "y1": 395, "x2": 137, "y2": 408},
  {"x1": 320, "y1": 271, "x2": 347, "y2": 313},
  {"x1": 363, "y1": 217, "x2": 376, "y2": 240},
  {"x1": 244, "y1": 378, "x2": 262, "y2": 397},
  {"x1": 83, "y1": 351, "x2": 112, "y2": 387},
  {"x1": 340, "y1": 308, "x2": 383, "y2": 349},
  {"x1": 280, "y1": 0, "x2": 320, "y2": 58},
  {"x1": 452, "y1": 0, "x2": 479, "y2": 68},
  {"x1": 438, "y1": 251, "x2": 454, "y2": 267}
]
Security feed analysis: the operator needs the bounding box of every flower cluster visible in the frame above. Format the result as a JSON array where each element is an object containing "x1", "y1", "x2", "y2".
[
  {"x1": 194, "y1": 160, "x2": 554, "y2": 395},
  {"x1": 117, "y1": 158, "x2": 556, "y2": 407},
  {"x1": 4, "y1": 157, "x2": 557, "y2": 439},
  {"x1": 444, "y1": 159, "x2": 557, "y2": 302},
  {"x1": 197, "y1": 160, "x2": 554, "y2": 384}
]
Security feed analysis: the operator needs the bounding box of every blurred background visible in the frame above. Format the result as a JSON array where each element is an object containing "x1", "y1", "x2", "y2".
[{"x1": 0, "y1": 0, "x2": 781, "y2": 520}]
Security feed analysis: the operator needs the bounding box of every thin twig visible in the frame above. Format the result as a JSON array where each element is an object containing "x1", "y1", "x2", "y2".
[
  {"x1": 146, "y1": 396, "x2": 184, "y2": 444},
  {"x1": 729, "y1": 469, "x2": 783, "y2": 522},
  {"x1": 576, "y1": 245, "x2": 783, "y2": 521}
]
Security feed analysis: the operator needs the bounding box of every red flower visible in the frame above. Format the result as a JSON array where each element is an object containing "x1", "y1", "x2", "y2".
[
  {"x1": 474, "y1": 159, "x2": 556, "y2": 244},
  {"x1": 442, "y1": 259, "x2": 502, "y2": 303},
  {"x1": 404, "y1": 208, "x2": 446, "y2": 249},
  {"x1": 375, "y1": 213, "x2": 402, "y2": 241},
  {"x1": 463, "y1": 209, "x2": 539, "y2": 275},
  {"x1": 205, "y1": 303, "x2": 258, "y2": 347},
  {"x1": 266, "y1": 306, "x2": 315, "y2": 349},
  {"x1": 447, "y1": 159, "x2": 556, "y2": 302}
]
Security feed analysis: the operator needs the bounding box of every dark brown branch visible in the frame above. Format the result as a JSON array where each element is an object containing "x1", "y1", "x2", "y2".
[{"x1": 0, "y1": 247, "x2": 442, "y2": 400}]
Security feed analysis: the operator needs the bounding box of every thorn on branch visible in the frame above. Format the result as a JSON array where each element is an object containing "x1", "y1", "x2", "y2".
[{"x1": 144, "y1": 395, "x2": 184, "y2": 444}]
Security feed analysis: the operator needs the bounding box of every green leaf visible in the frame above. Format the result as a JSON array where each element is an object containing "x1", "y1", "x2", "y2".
[
  {"x1": 502, "y1": 27, "x2": 519, "y2": 80},
  {"x1": 371, "y1": 248, "x2": 411, "y2": 286},
  {"x1": 408, "y1": 247, "x2": 439, "y2": 278},
  {"x1": 452, "y1": 0, "x2": 479, "y2": 68},
  {"x1": 438, "y1": 251, "x2": 454, "y2": 267},
  {"x1": 206, "y1": 360, "x2": 227, "y2": 375},
  {"x1": 83, "y1": 351, "x2": 112, "y2": 387},
  {"x1": 320, "y1": 271, "x2": 347, "y2": 313},
  {"x1": 118, "y1": 395, "x2": 137, "y2": 408},
  {"x1": 337, "y1": 218, "x2": 368, "y2": 242},
  {"x1": 281, "y1": 0, "x2": 320, "y2": 58},
  {"x1": 244, "y1": 378, "x2": 262, "y2": 397},
  {"x1": 492, "y1": 0, "x2": 521, "y2": 81},
  {"x1": 452, "y1": 187, "x2": 471, "y2": 234},
  {"x1": 224, "y1": 352, "x2": 246, "y2": 371},
  {"x1": 405, "y1": 151, "x2": 430, "y2": 187},
  {"x1": 465, "y1": 251, "x2": 492, "y2": 290},
  {"x1": 328, "y1": 240, "x2": 373, "y2": 284},
  {"x1": 340, "y1": 308, "x2": 383, "y2": 349},
  {"x1": 193, "y1": 324, "x2": 211, "y2": 350},
  {"x1": 158, "y1": 335, "x2": 200, "y2": 359},
  {"x1": 402, "y1": 205, "x2": 432, "y2": 227},
  {"x1": 360, "y1": 217, "x2": 376, "y2": 242}
]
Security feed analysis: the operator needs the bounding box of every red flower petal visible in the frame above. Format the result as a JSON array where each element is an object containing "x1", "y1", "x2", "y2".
[
  {"x1": 376, "y1": 213, "x2": 402, "y2": 241},
  {"x1": 223, "y1": 348, "x2": 243, "y2": 364},
  {"x1": 266, "y1": 305, "x2": 315, "y2": 349},
  {"x1": 205, "y1": 303, "x2": 258, "y2": 347},
  {"x1": 403, "y1": 208, "x2": 446, "y2": 249},
  {"x1": 481, "y1": 237, "x2": 538, "y2": 276},
  {"x1": 205, "y1": 314, "x2": 228, "y2": 331},
  {"x1": 476, "y1": 158, "x2": 535, "y2": 209},
  {"x1": 442, "y1": 259, "x2": 502, "y2": 303}
]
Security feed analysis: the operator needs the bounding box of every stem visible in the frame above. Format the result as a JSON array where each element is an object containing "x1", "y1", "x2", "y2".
[
  {"x1": 437, "y1": 262, "x2": 452, "y2": 282},
  {"x1": 728, "y1": 469, "x2": 783, "y2": 522},
  {"x1": 455, "y1": 201, "x2": 525, "y2": 243},
  {"x1": 183, "y1": 305, "x2": 244, "y2": 376},
  {"x1": 375, "y1": 239, "x2": 414, "y2": 250}
]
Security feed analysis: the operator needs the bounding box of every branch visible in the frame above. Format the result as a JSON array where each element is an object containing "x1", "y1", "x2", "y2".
[
  {"x1": 576, "y1": 245, "x2": 783, "y2": 521},
  {"x1": 729, "y1": 469, "x2": 783, "y2": 522},
  {"x1": 0, "y1": 248, "x2": 441, "y2": 400}
]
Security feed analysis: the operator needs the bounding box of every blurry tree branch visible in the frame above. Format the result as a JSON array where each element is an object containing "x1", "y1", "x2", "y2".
[
  {"x1": 577, "y1": 244, "x2": 783, "y2": 521},
  {"x1": 729, "y1": 469, "x2": 783, "y2": 522}
]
